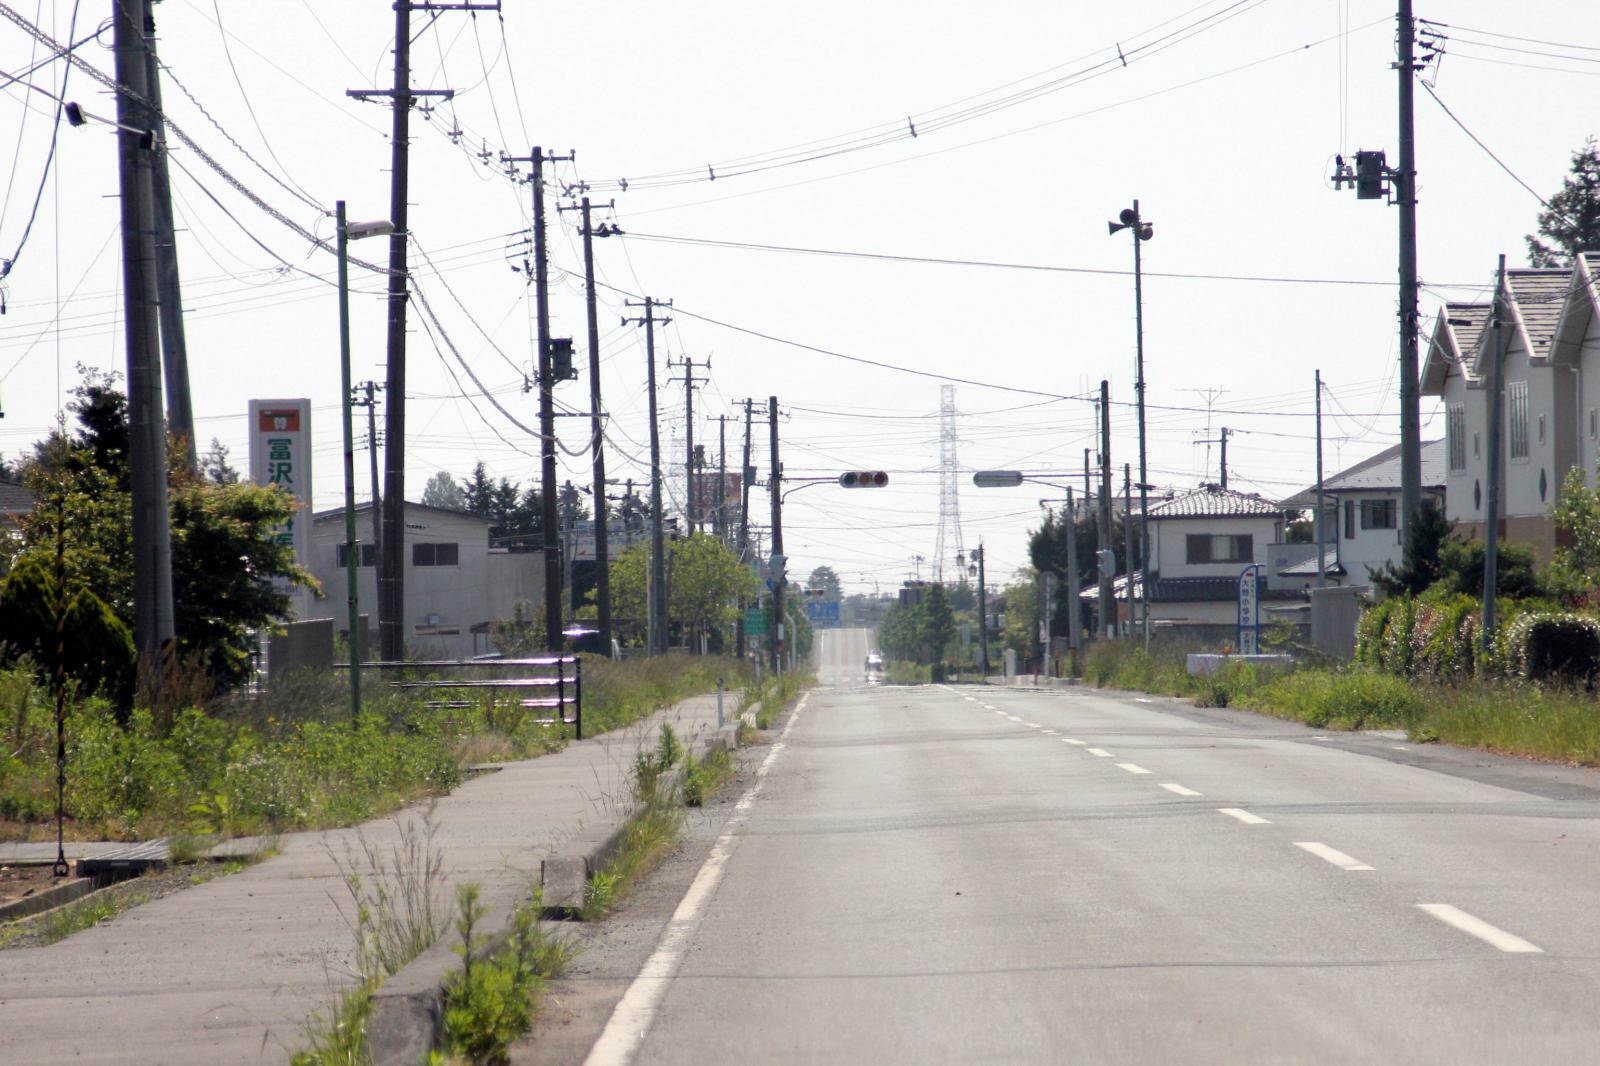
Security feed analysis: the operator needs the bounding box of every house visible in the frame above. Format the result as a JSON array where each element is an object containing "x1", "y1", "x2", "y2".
[
  {"x1": 1081, "y1": 486, "x2": 1303, "y2": 626},
  {"x1": 306, "y1": 501, "x2": 546, "y2": 659},
  {"x1": 0, "y1": 478, "x2": 34, "y2": 527}
]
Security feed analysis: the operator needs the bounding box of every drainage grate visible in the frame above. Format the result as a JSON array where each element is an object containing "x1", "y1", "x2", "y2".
[{"x1": 75, "y1": 839, "x2": 170, "y2": 880}]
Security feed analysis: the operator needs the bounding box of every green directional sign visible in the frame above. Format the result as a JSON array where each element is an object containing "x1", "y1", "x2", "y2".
[{"x1": 743, "y1": 607, "x2": 769, "y2": 636}]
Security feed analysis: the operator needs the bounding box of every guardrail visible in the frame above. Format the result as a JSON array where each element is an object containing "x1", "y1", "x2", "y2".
[{"x1": 342, "y1": 657, "x2": 584, "y2": 739}]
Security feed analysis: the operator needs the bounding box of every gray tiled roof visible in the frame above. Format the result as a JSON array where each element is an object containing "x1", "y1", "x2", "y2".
[
  {"x1": 1282, "y1": 439, "x2": 1446, "y2": 504},
  {"x1": 1145, "y1": 486, "x2": 1286, "y2": 520},
  {"x1": 0, "y1": 478, "x2": 34, "y2": 515},
  {"x1": 1444, "y1": 303, "x2": 1490, "y2": 376},
  {"x1": 1507, "y1": 268, "x2": 1571, "y2": 360}
]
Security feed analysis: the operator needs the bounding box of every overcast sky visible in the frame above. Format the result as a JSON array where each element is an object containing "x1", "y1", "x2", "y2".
[{"x1": 1, "y1": 1, "x2": 1596, "y2": 593}]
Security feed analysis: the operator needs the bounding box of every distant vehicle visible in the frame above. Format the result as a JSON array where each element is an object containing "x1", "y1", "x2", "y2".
[{"x1": 865, "y1": 652, "x2": 884, "y2": 682}]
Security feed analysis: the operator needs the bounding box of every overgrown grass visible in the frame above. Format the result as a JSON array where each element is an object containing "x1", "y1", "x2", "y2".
[
  {"x1": 882, "y1": 661, "x2": 931, "y2": 685},
  {"x1": 580, "y1": 655, "x2": 754, "y2": 736},
  {"x1": 682, "y1": 745, "x2": 734, "y2": 808},
  {"x1": 741, "y1": 671, "x2": 812, "y2": 730}
]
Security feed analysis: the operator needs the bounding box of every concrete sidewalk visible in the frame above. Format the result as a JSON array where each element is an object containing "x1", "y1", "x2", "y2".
[{"x1": 0, "y1": 691, "x2": 735, "y2": 1065}]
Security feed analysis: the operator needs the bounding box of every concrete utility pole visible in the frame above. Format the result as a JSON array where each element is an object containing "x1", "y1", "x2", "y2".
[
  {"x1": 354, "y1": 381, "x2": 384, "y2": 568},
  {"x1": 140, "y1": 4, "x2": 193, "y2": 470},
  {"x1": 352, "y1": 0, "x2": 488, "y2": 662},
  {"x1": 711, "y1": 413, "x2": 733, "y2": 540},
  {"x1": 114, "y1": 0, "x2": 175, "y2": 664},
  {"x1": 1482, "y1": 254, "x2": 1508, "y2": 650},
  {"x1": 559, "y1": 480, "x2": 581, "y2": 611},
  {"x1": 576, "y1": 197, "x2": 614, "y2": 651},
  {"x1": 1124, "y1": 464, "x2": 1136, "y2": 633},
  {"x1": 1097, "y1": 381, "x2": 1114, "y2": 639},
  {"x1": 973, "y1": 542, "x2": 989, "y2": 675},
  {"x1": 670, "y1": 356, "x2": 708, "y2": 533},
  {"x1": 1314, "y1": 371, "x2": 1326, "y2": 587},
  {"x1": 1198, "y1": 426, "x2": 1231, "y2": 488},
  {"x1": 1063, "y1": 488, "x2": 1083, "y2": 662},
  {"x1": 1396, "y1": 0, "x2": 1423, "y2": 542},
  {"x1": 735, "y1": 399, "x2": 754, "y2": 660},
  {"x1": 624, "y1": 298, "x2": 672, "y2": 654},
  {"x1": 769, "y1": 397, "x2": 785, "y2": 676}
]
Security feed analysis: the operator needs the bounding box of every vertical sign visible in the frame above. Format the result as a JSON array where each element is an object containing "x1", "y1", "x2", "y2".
[
  {"x1": 249, "y1": 399, "x2": 312, "y2": 616},
  {"x1": 1236, "y1": 563, "x2": 1263, "y2": 655}
]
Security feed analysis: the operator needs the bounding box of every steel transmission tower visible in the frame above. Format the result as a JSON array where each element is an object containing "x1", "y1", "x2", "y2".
[{"x1": 933, "y1": 385, "x2": 965, "y2": 583}]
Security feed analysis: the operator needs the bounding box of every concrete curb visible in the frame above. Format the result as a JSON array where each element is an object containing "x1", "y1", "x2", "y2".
[
  {"x1": 364, "y1": 717, "x2": 746, "y2": 1064},
  {"x1": 0, "y1": 867, "x2": 95, "y2": 922},
  {"x1": 984, "y1": 675, "x2": 1080, "y2": 688}
]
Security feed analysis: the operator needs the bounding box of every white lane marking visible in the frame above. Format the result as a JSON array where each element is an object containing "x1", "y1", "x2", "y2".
[
  {"x1": 1294, "y1": 841, "x2": 1375, "y2": 871},
  {"x1": 1005, "y1": 714, "x2": 1022, "y2": 722},
  {"x1": 1217, "y1": 807, "x2": 1271, "y2": 825},
  {"x1": 1134, "y1": 698, "x2": 1153, "y2": 703},
  {"x1": 1312, "y1": 737, "x2": 1331, "y2": 742},
  {"x1": 1392, "y1": 745, "x2": 1409, "y2": 751},
  {"x1": 1160, "y1": 783, "x2": 1202, "y2": 797},
  {"x1": 1116, "y1": 762, "x2": 1152, "y2": 775},
  {"x1": 1024, "y1": 721, "x2": 1041, "y2": 729},
  {"x1": 1042, "y1": 729, "x2": 1059, "y2": 736},
  {"x1": 1087, "y1": 748, "x2": 1114, "y2": 757},
  {"x1": 1063, "y1": 739, "x2": 1087, "y2": 746},
  {"x1": 983, "y1": 705, "x2": 998, "y2": 711},
  {"x1": 584, "y1": 694, "x2": 810, "y2": 1065},
  {"x1": 1417, "y1": 904, "x2": 1543, "y2": 954}
]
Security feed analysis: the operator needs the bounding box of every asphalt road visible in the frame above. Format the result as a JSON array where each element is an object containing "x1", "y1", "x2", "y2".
[{"x1": 569, "y1": 631, "x2": 1600, "y2": 1064}]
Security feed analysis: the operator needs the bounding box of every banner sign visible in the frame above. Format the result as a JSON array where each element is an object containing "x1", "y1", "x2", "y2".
[
  {"x1": 1236, "y1": 563, "x2": 1264, "y2": 655},
  {"x1": 249, "y1": 399, "x2": 312, "y2": 609}
]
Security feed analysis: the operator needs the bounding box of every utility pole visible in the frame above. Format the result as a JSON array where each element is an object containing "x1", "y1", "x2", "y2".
[
  {"x1": 559, "y1": 195, "x2": 617, "y2": 652},
  {"x1": 735, "y1": 400, "x2": 754, "y2": 660},
  {"x1": 504, "y1": 146, "x2": 574, "y2": 649},
  {"x1": 1482, "y1": 254, "x2": 1508, "y2": 650},
  {"x1": 625, "y1": 297, "x2": 671, "y2": 654},
  {"x1": 1062, "y1": 489, "x2": 1083, "y2": 664},
  {"x1": 769, "y1": 397, "x2": 785, "y2": 676},
  {"x1": 1197, "y1": 426, "x2": 1231, "y2": 487},
  {"x1": 1315, "y1": 372, "x2": 1327, "y2": 587},
  {"x1": 1097, "y1": 381, "x2": 1114, "y2": 639},
  {"x1": 141, "y1": 4, "x2": 193, "y2": 470},
  {"x1": 559, "y1": 480, "x2": 581, "y2": 612},
  {"x1": 354, "y1": 381, "x2": 384, "y2": 568},
  {"x1": 711, "y1": 414, "x2": 733, "y2": 540},
  {"x1": 670, "y1": 356, "x2": 708, "y2": 533},
  {"x1": 114, "y1": 0, "x2": 175, "y2": 664},
  {"x1": 1124, "y1": 464, "x2": 1136, "y2": 634},
  {"x1": 974, "y1": 542, "x2": 989, "y2": 675},
  {"x1": 351, "y1": 0, "x2": 488, "y2": 662},
  {"x1": 1397, "y1": 0, "x2": 1423, "y2": 542}
]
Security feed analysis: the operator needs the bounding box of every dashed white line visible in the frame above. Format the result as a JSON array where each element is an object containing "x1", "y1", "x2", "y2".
[
  {"x1": 1294, "y1": 842, "x2": 1374, "y2": 871},
  {"x1": 1116, "y1": 763, "x2": 1152, "y2": 775},
  {"x1": 1160, "y1": 783, "x2": 1202, "y2": 797},
  {"x1": 1087, "y1": 748, "x2": 1114, "y2": 758},
  {"x1": 1041, "y1": 729, "x2": 1059, "y2": 736},
  {"x1": 1217, "y1": 808, "x2": 1271, "y2": 825},
  {"x1": 1063, "y1": 739, "x2": 1087, "y2": 746},
  {"x1": 1134, "y1": 698, "x2": 1154, "y2": 704},
  {"x1": 1024, "y1": 721, "x2": 1041, "y2": 729},
  {"x1": 1417, "y1": 904, "x2": 1543, "y2": 954}
]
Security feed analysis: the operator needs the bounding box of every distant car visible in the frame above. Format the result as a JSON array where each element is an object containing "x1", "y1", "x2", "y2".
[{"x1": 865, "y1": 652, "x2": 884, "y2": 680}]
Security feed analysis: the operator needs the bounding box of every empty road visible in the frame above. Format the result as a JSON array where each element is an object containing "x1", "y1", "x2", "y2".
[{"x1": 577, "y1": 634, "x2": 1600, "y2": 1064}]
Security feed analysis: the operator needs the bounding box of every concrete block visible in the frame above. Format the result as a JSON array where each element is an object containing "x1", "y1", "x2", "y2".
[
  {"x1": 1186, "y1": 653, "x2": 1295, "y2": 677},
  {"x1": 540, "y1": 856, "x2": 589, "y2": 910}
]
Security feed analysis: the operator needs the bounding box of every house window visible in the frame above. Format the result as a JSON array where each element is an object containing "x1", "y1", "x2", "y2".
[
  {"x1": 1447, "y1": 403, "x2": 1466, "y2": 472},
  {"x1": 1537, "y1": 413, "x2": 1547, "y2": 445},
  {"x1": 412, "y1": 542, "x2": 460, "y2": 567},
  {"x1": 1344, "y1": 500, "x2": 1355, "y2": 540},
  {"x1": 1185, "y1": 533, "x2": 1253, "y2": 564},
  {"x1": 1589, "y1": 408, "x2": 1597, "y2": 440},
  {"x1": 336, "y1": 544, "x2": 378, "y2": 567},
  {"x1": 1360, "y1": 499, "x2": 1397, "y2": 531},
  {"x1": 1473, "y1": 431, "x2": 1480, "y2": 459},
  {"x1": 1509, "y1": 381, "x2": 1530, "y2": 460}
]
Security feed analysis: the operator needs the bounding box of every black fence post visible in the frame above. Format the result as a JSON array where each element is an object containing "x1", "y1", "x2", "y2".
[{"x1": 573, "y1": 656, "x2": 583, "y2": 740}]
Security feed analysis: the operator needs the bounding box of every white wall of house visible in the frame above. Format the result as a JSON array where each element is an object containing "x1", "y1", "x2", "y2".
[
  {"x1": 1573, "y1": 271, "x2": 1600, "y2": 483},
  {"x1": 1330, "y1": 489, "x2": 1403, "y2": 583},
  {"x1": 1150, "y1": 515, "x2": 1281, "y2": 579},
  {"x1": 307, "y1": 504, "x2": 545, "y2": 659},
  {"x1": 1440, "y1": 369, "x2": 1489, "y2": 527}
]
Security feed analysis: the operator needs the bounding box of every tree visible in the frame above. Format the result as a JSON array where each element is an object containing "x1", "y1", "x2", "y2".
[
  {"x1": 421, "y1": 471, "x2": 467, "y2": 511},
  {"x1": 877, "y1": 600, "x2": 922, "y2": 661},
  {"x1": 489, "y1": 600, "x2": 545, "y2": 656},
  {"x1": 1000, "y1": 570, "x2": 1041, "y2": 663},
  {"x1": 1371, "y1": 498, "x2": 1455, "y2": 597},
  {"x1": 1527, "y1": 136, "x2": 1600, "y2": 268},
  {"x1": 919, "y1": 583, "x2": 957, "y2": 665},
  {"x1": 199, "y1": 438, "x2": 239, "y2": 485},
  {"x1": 1544, "y1": 468, "x2": 1600, "y2": 601},
  {"x1": 670, "y1": 533, "x2": 759, "y2": 650},
  {"x1": 1435, "y1": 538, "x2": 1540, "y2": 600},
  {"x1": 807, "y1": 565, "x2": 842, "y2": 600},
  {"x1": 0, "y1": 555, "x2": 134, "y2": 708}
]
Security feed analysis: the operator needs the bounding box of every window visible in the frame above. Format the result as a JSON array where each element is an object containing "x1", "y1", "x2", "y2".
[
  {"x1": 1360, "y1": 498, "x2": 1397, "y2": 531},
  {"x1": 412, "y1": 541, "x2": 460, "y2": 567},
  {"x1": 1344, "y1": 500, "x2": 1355, "y2": 540},
  {"x1": 1537, "y1": 413, "x2": 1547, "y2": 445},
  {"x1": 1509, "y1": 380, "x2": 1530, "y2": 460},
  {"x1": 336, "y1": 543, "x2": 378, "y2": 568},
  {"x1": 1447, "y1": 403, "x2": 1466, "y2": 472},
  {"x1": 1185, "y1": 533, "x2": 1253, "y2": 564},
  {"x1": 1589, "y1": 408, "x2": 1597, "y2": 440},
  {"x1": 1473, "y1": 431, "x2": 1481, "y2": 459}
]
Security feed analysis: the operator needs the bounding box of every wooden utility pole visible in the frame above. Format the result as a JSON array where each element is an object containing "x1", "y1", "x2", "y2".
[
  {"x1": 114, "y1": 0, "x2": 175, "y2": 662},
  {"x1": 769, "y1": 397, "x2": 785, "y2": 676},
  {"x1": 625, "y1": 298, "x2": 672, "y2": 654}
]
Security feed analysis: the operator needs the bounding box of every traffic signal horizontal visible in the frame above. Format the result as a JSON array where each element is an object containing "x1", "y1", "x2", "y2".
[{"x1": 838, "y1": 471, "x2": 889, "y2": 488}]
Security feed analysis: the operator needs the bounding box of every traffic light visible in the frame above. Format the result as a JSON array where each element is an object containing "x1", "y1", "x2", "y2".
[{"x1": 838, "y1": 471, "x2": 889, "y2": 488}]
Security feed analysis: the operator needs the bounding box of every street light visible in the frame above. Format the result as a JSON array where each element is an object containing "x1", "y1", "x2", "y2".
[
  {"x1": 337, "y1": 201, "x2": 394, "y2": 720},
  {"x1": 1108, "y1": 201, "x2": 1153, "y2": 649}
]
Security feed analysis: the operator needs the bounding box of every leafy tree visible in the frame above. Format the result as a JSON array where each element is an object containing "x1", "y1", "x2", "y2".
[
  {"x1": 807, "y1": 565, "x2": 842, "y2": 600},
  {"x1": 1544, "y1": 468, "x2": 1600, "y2": 601},
  {"x1": 0, "y1": 555, "x2": 134, "y2": 707},
  {"x1": 604, "y1": 533, "x2": 758, "y2": 650},
  {"x1": 1435, "y1": 538, "x2": 1540, "y2": 599},
  {"x1": 1371, "y1": 498, "x2": 1455, "y2": 597},
  {"x1": 490, "y1": 600, "x2": 546, "y2": 656},
  {"x1": 919, "y1": 583, "x2": 957, "y2": 665},
  {"x1": 999, "y1": 570, "x2": 1041, "y2": 662},
  {"x1": 1526, "y1": 136, "x2": 1600, "y2": 268},
  {"x1": 421, "y1": 471, "x2": 467, "y2": 511},
  {"x1": 199, "y1": 437, "x2": 239, "y2": 485},
  {"x1": 877, "y1": 600, "x2": 922, "y2": 661}
]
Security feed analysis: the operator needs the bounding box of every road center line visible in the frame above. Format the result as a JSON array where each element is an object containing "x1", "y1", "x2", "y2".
[
  {"x1": 1116, "y1": 762, "x2": 1152, "y2": 775},
  {"x1": 1024, "y1": 721, "x2": 1041, "y2": 728},
  {"x1": 1417, "y1": 904, "x2": 1543, "y2": 954},
  {"x1": 1295, "y1": 841, "x2": 1375, "y2": 871},
  {"x1": 1041, "y1": 729, "x2": 1059, "y2": 736},
  {"x1": 1063, "y1": 739, "x2": 1087, "y2": 746},
  {"x1": 1160, "y1": 783, "x2": 1202, "y2": 796},
  {"x1": 584, "y1": 694, "x2": 811, "y2": 1065},
  {"x1": 1217, "y1": 807, "x2": 1271, "y2": 824},
  {"x1": 1087, "y1": 748, "x2": 1114, "y2": 757}
]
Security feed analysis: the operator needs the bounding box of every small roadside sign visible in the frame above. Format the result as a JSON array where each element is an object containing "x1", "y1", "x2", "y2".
[{"x1": 744, "y1": 607, "x2": 769, "y2": 636}]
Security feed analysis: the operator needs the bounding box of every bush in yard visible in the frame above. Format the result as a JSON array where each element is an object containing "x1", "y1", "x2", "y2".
[
  {"x1": 1412, "y1": 595, "x2": 1478, "y2": 681},
  {"x1": 1381, "y1": 597, "x2": 1419, "y2": 676},
  {"x1": 1509, "y1": 613, "x2": 1600, "y2": 687}
]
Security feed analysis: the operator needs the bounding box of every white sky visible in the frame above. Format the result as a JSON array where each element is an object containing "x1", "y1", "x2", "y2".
[{"x1": 1, "y1": 1, "x2": 1596, "y2": 594}]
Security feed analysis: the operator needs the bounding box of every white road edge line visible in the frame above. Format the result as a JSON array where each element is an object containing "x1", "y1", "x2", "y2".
[
  {"x1": 1087, "y1": 748, "x2": 1114, "y2": 757},
  {"x1": 1217, "y1": 807, "x2": 1271, "y2": 825},
  {"x1": 1134, "y1": 698, "x2": 1153, "y2": 703},
  {"x1": 1294, "y1": 841, "x2": 1374, "y2": 871},
  {"x1": 1417, "y1": 903, "x2": 1543, "y2": 954},
  {"x1": 1116, "y1": 762, "x2": 1151, "y2": 775},
  {"x1": 1160, "y1": 783, "x2": 1202, "y2": 796},
  {"x1": 583, "y1": 693, "x2": 812, "y2": 1066}
]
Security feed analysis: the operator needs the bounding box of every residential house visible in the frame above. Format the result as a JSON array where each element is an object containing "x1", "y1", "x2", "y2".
[
  {"x1": 1285, "y1": 440, "x2": 1446, "y2": 585},
  {"x1": 307, "y1": 501, "x2": 545, "y2": 659}
]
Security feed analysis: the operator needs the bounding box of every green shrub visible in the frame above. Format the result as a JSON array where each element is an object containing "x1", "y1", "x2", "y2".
[
  {"x1": 1354, "y1": 598, "x2": 1393, "y2": 668},
  {"x1": 1240, "y1": 670, "x2": 1424, "y2": 731},
  {"x1": 1508, "y1": 613, "x2": 1600, "y2": 687}
]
